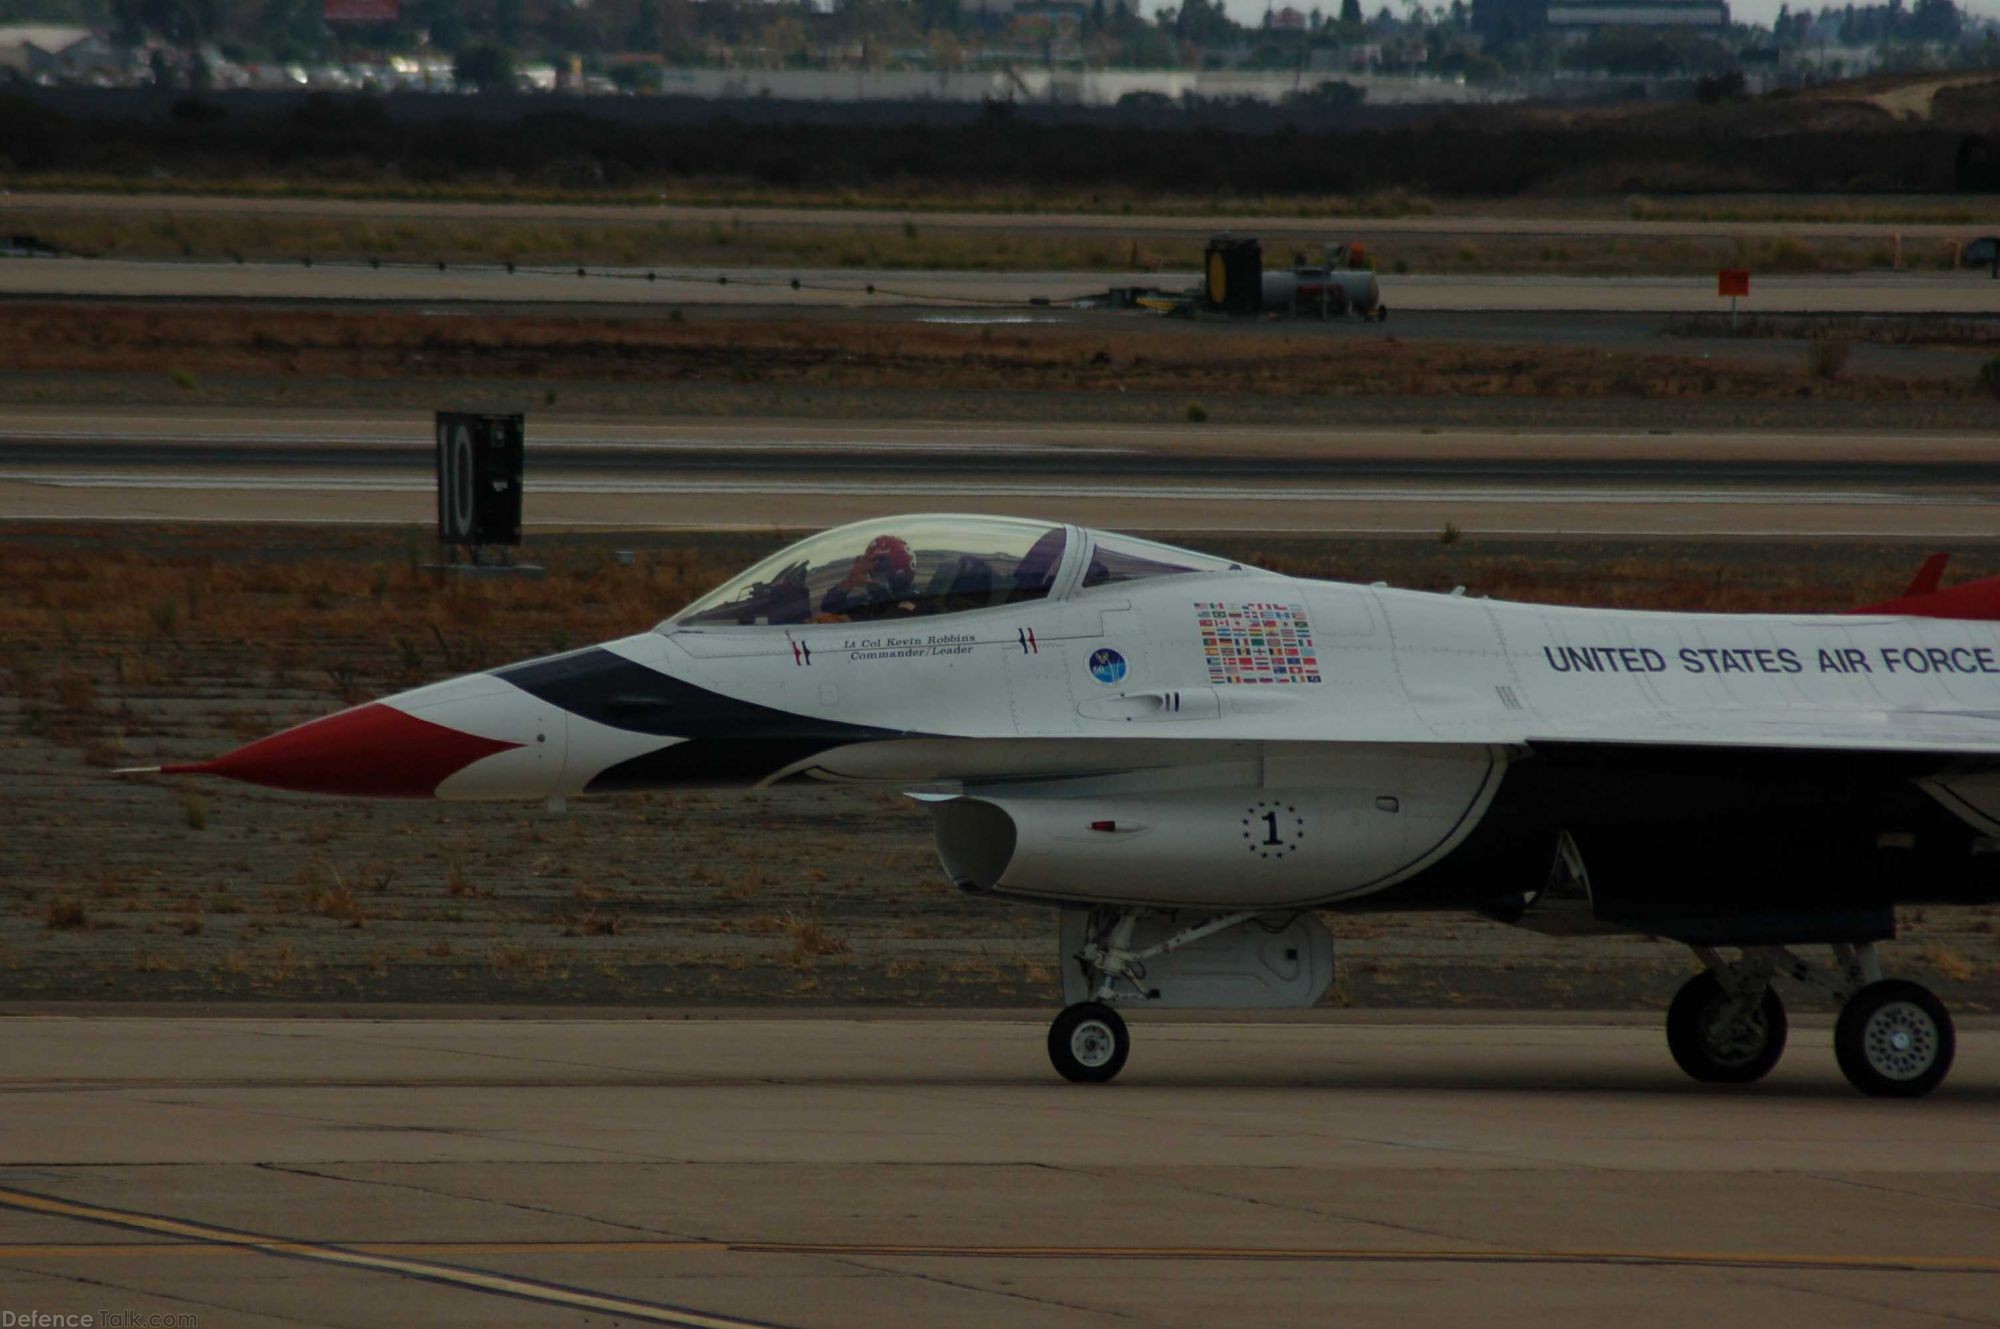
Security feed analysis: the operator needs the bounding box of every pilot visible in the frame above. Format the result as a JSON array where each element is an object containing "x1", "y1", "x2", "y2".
[{"x1": 819, "y1": 533, "x2": 919, "y2": 619}]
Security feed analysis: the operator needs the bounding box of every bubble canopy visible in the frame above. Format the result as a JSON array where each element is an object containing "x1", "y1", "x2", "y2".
[{"x1": 670, "y1": 516, "x2": 1073, "y2": 628}]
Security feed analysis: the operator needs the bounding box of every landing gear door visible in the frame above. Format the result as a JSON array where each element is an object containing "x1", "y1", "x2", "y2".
[{"x1": 1059, "y1": 906, "x2": 1334, "y2": 1009}]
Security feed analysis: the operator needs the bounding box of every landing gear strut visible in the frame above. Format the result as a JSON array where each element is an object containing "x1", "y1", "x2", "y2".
[
  {"x1": 1046, "y1": 907, "x2": 1257, "y2": 1084},
  {"x1": 1672, "y1": 943, "x2": 1955, "y2": 1097}
]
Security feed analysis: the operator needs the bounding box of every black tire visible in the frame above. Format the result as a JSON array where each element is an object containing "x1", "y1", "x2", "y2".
[
  {"x1": 1047, "y1": 1002, "x2": 1129, "y2": 1084},
  {"x1": 1666, "y1": 971, "x2": 1788, "y2": 1084},
  {"x1": 1375, "y1": 304, "x2": 1389, "y2": 322},
  {"x1": 1835, "y1": 979, "x2": 1955, "y2": 1098}
]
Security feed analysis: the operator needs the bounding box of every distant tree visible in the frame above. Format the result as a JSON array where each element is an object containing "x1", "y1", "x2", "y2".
[
  {"x1": 756, "y1": 15, "x2": 810, "y2": 66},
  {"x1": 927, "y1": 28, "x2": 965, "y2": 66},
  {"x1": 493, "y1": 0, "x2": 523, "y2": 48},
  {"x1": 1459, "y1": 50, "x2": 1502, "y2": 79},
  {"x1": 917, "y1": 0, "x2": 963, "y2": 33},
  {"x1": 256, "y1": 0, "x2": 328, "y2": 60},
  {"x1": 627, "y1": 0, "x2": 664, "y2": 51},
  {"x1": 453, "y1": 41, "x2": 516, "y2": 90},
  {"x1": 1907, "y1": 0, "x2": 1961, "y2": 41},
  {"x1": 1695, "y1": 67, "x2": 1746, "y2": 99},
  {"x1": 1339, "y1": 0, "x2": 1361, "y2": 21},
  {"x1": 1171, "y1": 0, "x2": 1236, "y2": 45},
  {"x1": 1281, "y1": 77, "x2": 1363, "y2": 106},
  {"x1": 111, "y1": 0, "x2": 223, "y2": 71},
  {"x1": 400, "y1": 0, "x2": 466, "y2": 53}
]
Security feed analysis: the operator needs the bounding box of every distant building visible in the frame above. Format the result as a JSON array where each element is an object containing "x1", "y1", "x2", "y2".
[
  {"x1": 1545, "y1": 0, "x2": 1727, "y2": 31},
  {"x1": 1473, "y1": 0, "x2": 1726, "y2": 42},
  {"x1": 0, "y1": 24, "x2": 93, "y2": 76}
]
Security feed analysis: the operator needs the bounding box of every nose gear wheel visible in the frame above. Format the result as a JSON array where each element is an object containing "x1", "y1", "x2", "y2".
[{"x1": 1047, "y1": 1003, "x2": 1130, "y2": 1083}]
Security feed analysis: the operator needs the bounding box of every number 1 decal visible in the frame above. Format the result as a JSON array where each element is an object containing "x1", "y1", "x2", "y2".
[{"x1": 1242, "y1": 800, "x2": 1307, "y2": 861}]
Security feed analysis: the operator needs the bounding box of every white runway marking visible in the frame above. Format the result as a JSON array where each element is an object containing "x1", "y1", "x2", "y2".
[
  {"x1": 0, "y1": 430, "x2": 1085, "y2": 453},
  {"x1": 0, "y1": 1184, "x2": 785, "y2": 1329},
  {"x1": 0, "y1": 471, "x2": 1987, "y2": 507},
  {"x1": 0, "y1": 513, "x2": 1983, "y2": 537}
]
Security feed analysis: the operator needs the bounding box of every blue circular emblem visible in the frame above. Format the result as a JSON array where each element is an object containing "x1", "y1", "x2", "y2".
[{"x1": 1088, "y1": 647, "x2": 1128, "y2": 686}]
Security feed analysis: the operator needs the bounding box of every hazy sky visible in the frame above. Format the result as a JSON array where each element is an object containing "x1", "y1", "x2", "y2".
[{"x1": 1207, "y1": 0, "x2": 2000, "y2": 29}]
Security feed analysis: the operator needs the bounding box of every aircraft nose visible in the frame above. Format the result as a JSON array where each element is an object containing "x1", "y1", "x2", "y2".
[
  {"x1": 160, "y1": 666, "x2": 570, "y2": 800},
  {"x1": 161, "y1": 699, "x2": 525, "y2": 797}
]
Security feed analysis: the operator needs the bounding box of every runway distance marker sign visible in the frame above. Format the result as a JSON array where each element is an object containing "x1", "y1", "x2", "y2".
[{"x1": 435, "y1": 411, "x2": 524, "y2": 551}]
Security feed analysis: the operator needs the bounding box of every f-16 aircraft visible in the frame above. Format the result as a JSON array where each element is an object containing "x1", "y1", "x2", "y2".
[{"x1": 156, "y1": 515, "x2": 2000, "y2": 1097}]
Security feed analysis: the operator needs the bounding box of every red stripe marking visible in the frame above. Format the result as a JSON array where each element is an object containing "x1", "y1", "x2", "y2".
[
  {"x1": 162, "y1": 703, "x2": 521, "y2": 798},
  {"x1": 1852, "y1": 575, "x2": 2000, "y2": 622}
]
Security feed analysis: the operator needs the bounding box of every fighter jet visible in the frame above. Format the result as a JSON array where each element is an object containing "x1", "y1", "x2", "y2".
[{"x1": 156, "y1": 515, "x2": 2000, "y2": 1097}]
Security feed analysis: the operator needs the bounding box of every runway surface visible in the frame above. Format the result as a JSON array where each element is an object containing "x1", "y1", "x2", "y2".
[
  {"x1": 4, "y1": 407, "x2": 1998, "y2": 539},
  {"x1": 0, "y1": 1013, "x2": 1995, "y2": 1328},
  {"x1": 7, "y1": 255, "x2": 2000, "y2": 314}
]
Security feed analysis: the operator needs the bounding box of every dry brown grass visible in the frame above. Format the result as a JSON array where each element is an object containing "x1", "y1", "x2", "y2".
[
  {"x1": 558, "y1": 910, "x2": 630, "y2": 937},
  {"x1": 43, "y1": 896, "x2": 87, "y2": 930},
  {"x1": 782, "y1": 914, "x2": 850, "y2": 968},
  {"x1": 301, "y1": 864, "x2": 374, "y2": 927},
  {"x1": 0, "y1": 303, "x2": 1967, "y2": 405},
  {"x1": 0, "y1": 537, "x2": 738, "y2": 729},
  {"x1": 1806, "y1": 336, "x2": 1853, "y2": 380},
  {"x1": 487, "y1": 942, "x2": 552, "y2": 976},
  {"x1": 1669, "y1": 313, "x2": 2000, "y2": 348},
  {"x1": 444, "y1": 861, "x2": 490, "y2": 899},
  {"x1": 715, "y1": 871, "x2": 766, "y2": 903},
  {"x1": 1921, "y1": 944, "x2": 1976, "y2": 982},
  {"x1": 267, "y1": 940, "x2": 302, "y2": 981},
  {"x1": 4, "y1": 193, "x2": 1949, "y2": 278}
]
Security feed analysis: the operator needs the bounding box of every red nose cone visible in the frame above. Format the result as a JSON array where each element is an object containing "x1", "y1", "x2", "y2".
[{"x1": 163, "y1": 703, "x2": 522, "y2": 797}]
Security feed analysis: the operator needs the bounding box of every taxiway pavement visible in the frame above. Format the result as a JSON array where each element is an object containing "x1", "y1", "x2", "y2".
[
  {"x1": 7, "y1": 256, "x2": 2000, "y2": 315},
  {"x1": 0, "y1": 1013, "x2": 1995, "y2": 1328},
  {"x1": 4, "y1": 408, "x2": 1998, "y2": 540}
]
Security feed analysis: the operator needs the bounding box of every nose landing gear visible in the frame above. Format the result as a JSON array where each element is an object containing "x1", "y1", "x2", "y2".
[
  {"x1": 1048, "y1": 1002, "x2": 1129, "y2": 1083},
  {"x1": 1044, "y1": 907, "x2": 1263, "y2": 1084},
  {"x1": 1672, "y1": 943, "x2": 1956, "y2": 1097}
]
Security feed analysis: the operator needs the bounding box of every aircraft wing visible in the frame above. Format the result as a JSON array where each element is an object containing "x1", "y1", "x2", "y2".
[{"x1": 1523, "y1": 707, "x2": 2000, "y2": 759}]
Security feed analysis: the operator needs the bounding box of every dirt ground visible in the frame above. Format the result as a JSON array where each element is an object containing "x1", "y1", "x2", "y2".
[
  {"x1": 3, "y1": 522, "x2": 1997, "y2": 1013},
  {"x1": 0, "y1": 301, "x2": 1987, "y2": 408},
  {"x1": 3, "y1": 203, "x2": 1956, "y2": 277}
]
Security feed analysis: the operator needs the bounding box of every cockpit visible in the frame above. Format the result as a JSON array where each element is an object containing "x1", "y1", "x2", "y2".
[{"x1": 669, "y1": 515, "x2": 1238, "y2": 629}]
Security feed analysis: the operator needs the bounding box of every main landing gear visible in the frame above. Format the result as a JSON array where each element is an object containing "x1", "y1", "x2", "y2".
[
  {"x1": 1671, "y1": 943, "x2": 1956, "y2": 1097},
  {"x1": 1046, "y1": 907, "x2": 1258, "y2": 1084}
]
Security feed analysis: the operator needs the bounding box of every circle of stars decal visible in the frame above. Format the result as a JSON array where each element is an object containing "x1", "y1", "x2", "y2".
[{"x1": 1243, "y1": 800, "x2": 1307, "y2": 860}]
